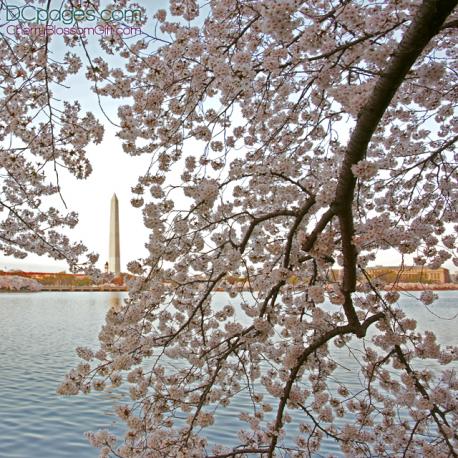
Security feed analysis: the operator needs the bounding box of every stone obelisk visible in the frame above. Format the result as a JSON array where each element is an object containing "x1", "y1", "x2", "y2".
[{"x1": 108, "y1": 193, "x2": 121, "y2": 274}]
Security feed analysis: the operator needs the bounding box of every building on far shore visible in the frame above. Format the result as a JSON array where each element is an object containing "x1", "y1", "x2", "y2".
[{"x1": 330, "y1": 266, "x2": 451, "y2": 284}]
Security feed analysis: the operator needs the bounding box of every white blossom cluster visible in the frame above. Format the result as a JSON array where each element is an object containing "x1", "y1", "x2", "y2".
[{"x1": 0, "y1": 21, "x2": 103, "y2": 269}]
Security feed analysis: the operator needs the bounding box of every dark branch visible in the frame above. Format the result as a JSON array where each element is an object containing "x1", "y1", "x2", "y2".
[{"x1": 334, "y1": 0, "x2": 458, "y2": 334}]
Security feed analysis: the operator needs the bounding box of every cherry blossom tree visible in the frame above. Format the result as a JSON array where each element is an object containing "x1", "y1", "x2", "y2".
[
  {"x1": 3, "y1": 0, "x2": 457, "y2": 456},
  {"x1": 0, "y1": 1, "x2": 104, "y2": 266},
  {"x1": 0, "y1": 274, "x2": 42, "y2": 291}
]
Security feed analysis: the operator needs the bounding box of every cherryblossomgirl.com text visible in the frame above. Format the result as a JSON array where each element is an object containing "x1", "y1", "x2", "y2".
[{"x1": 0, "y1": 3, "x2": 144, "y2": 36}]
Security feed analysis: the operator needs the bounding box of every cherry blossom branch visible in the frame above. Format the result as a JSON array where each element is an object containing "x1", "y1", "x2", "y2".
[
  {"x1": 334, "y1": 0, "x2": 457, "y2": 334},
  {"x1": 394, "y1": 345, "x2": 458, "y2": 457},
  {"x1": 267, "y1": 312, "x2": 385, "y2": 456},
  {"x1": 206, "y1": 447, "x2": 270, "y2": 458}
]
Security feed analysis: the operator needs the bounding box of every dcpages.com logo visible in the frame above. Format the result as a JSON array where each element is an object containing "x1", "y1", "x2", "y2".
[{"x1": 1, "y1": 3, "x2": 144, "y2": 37}]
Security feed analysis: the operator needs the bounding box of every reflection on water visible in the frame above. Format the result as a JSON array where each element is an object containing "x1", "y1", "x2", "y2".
[
  {"x1": 108, "y1": 293, "x2": 123, "y2": 311},
  {"x1": 0, "y1": 291, "x2": 456, "y2": 457}
]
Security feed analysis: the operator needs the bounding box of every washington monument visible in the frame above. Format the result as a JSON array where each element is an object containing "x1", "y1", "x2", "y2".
[{"x1": 108, "y1": 193, "x2": 121, "y2": 274}]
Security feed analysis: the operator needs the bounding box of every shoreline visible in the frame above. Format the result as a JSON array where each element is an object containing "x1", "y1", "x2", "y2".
[
  {"x1": 1, "y1": 284, "x2": 457, "y2": 293},
  {"x1": 0, "y1": 286, "x2": 127, "y2": 293}
]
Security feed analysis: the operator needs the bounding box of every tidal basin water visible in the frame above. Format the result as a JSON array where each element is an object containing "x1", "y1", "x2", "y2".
[{"x1": 0, "y1": 291, "x2": 457, "y2": 457}]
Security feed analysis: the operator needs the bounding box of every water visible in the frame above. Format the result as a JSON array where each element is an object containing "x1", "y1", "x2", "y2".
[
  {"x1": 0, "y1": 292, "x2": 126, "y2": 458},
  {"x1": 0, "y1": 291, "x2": 456, "y2": 457}
]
